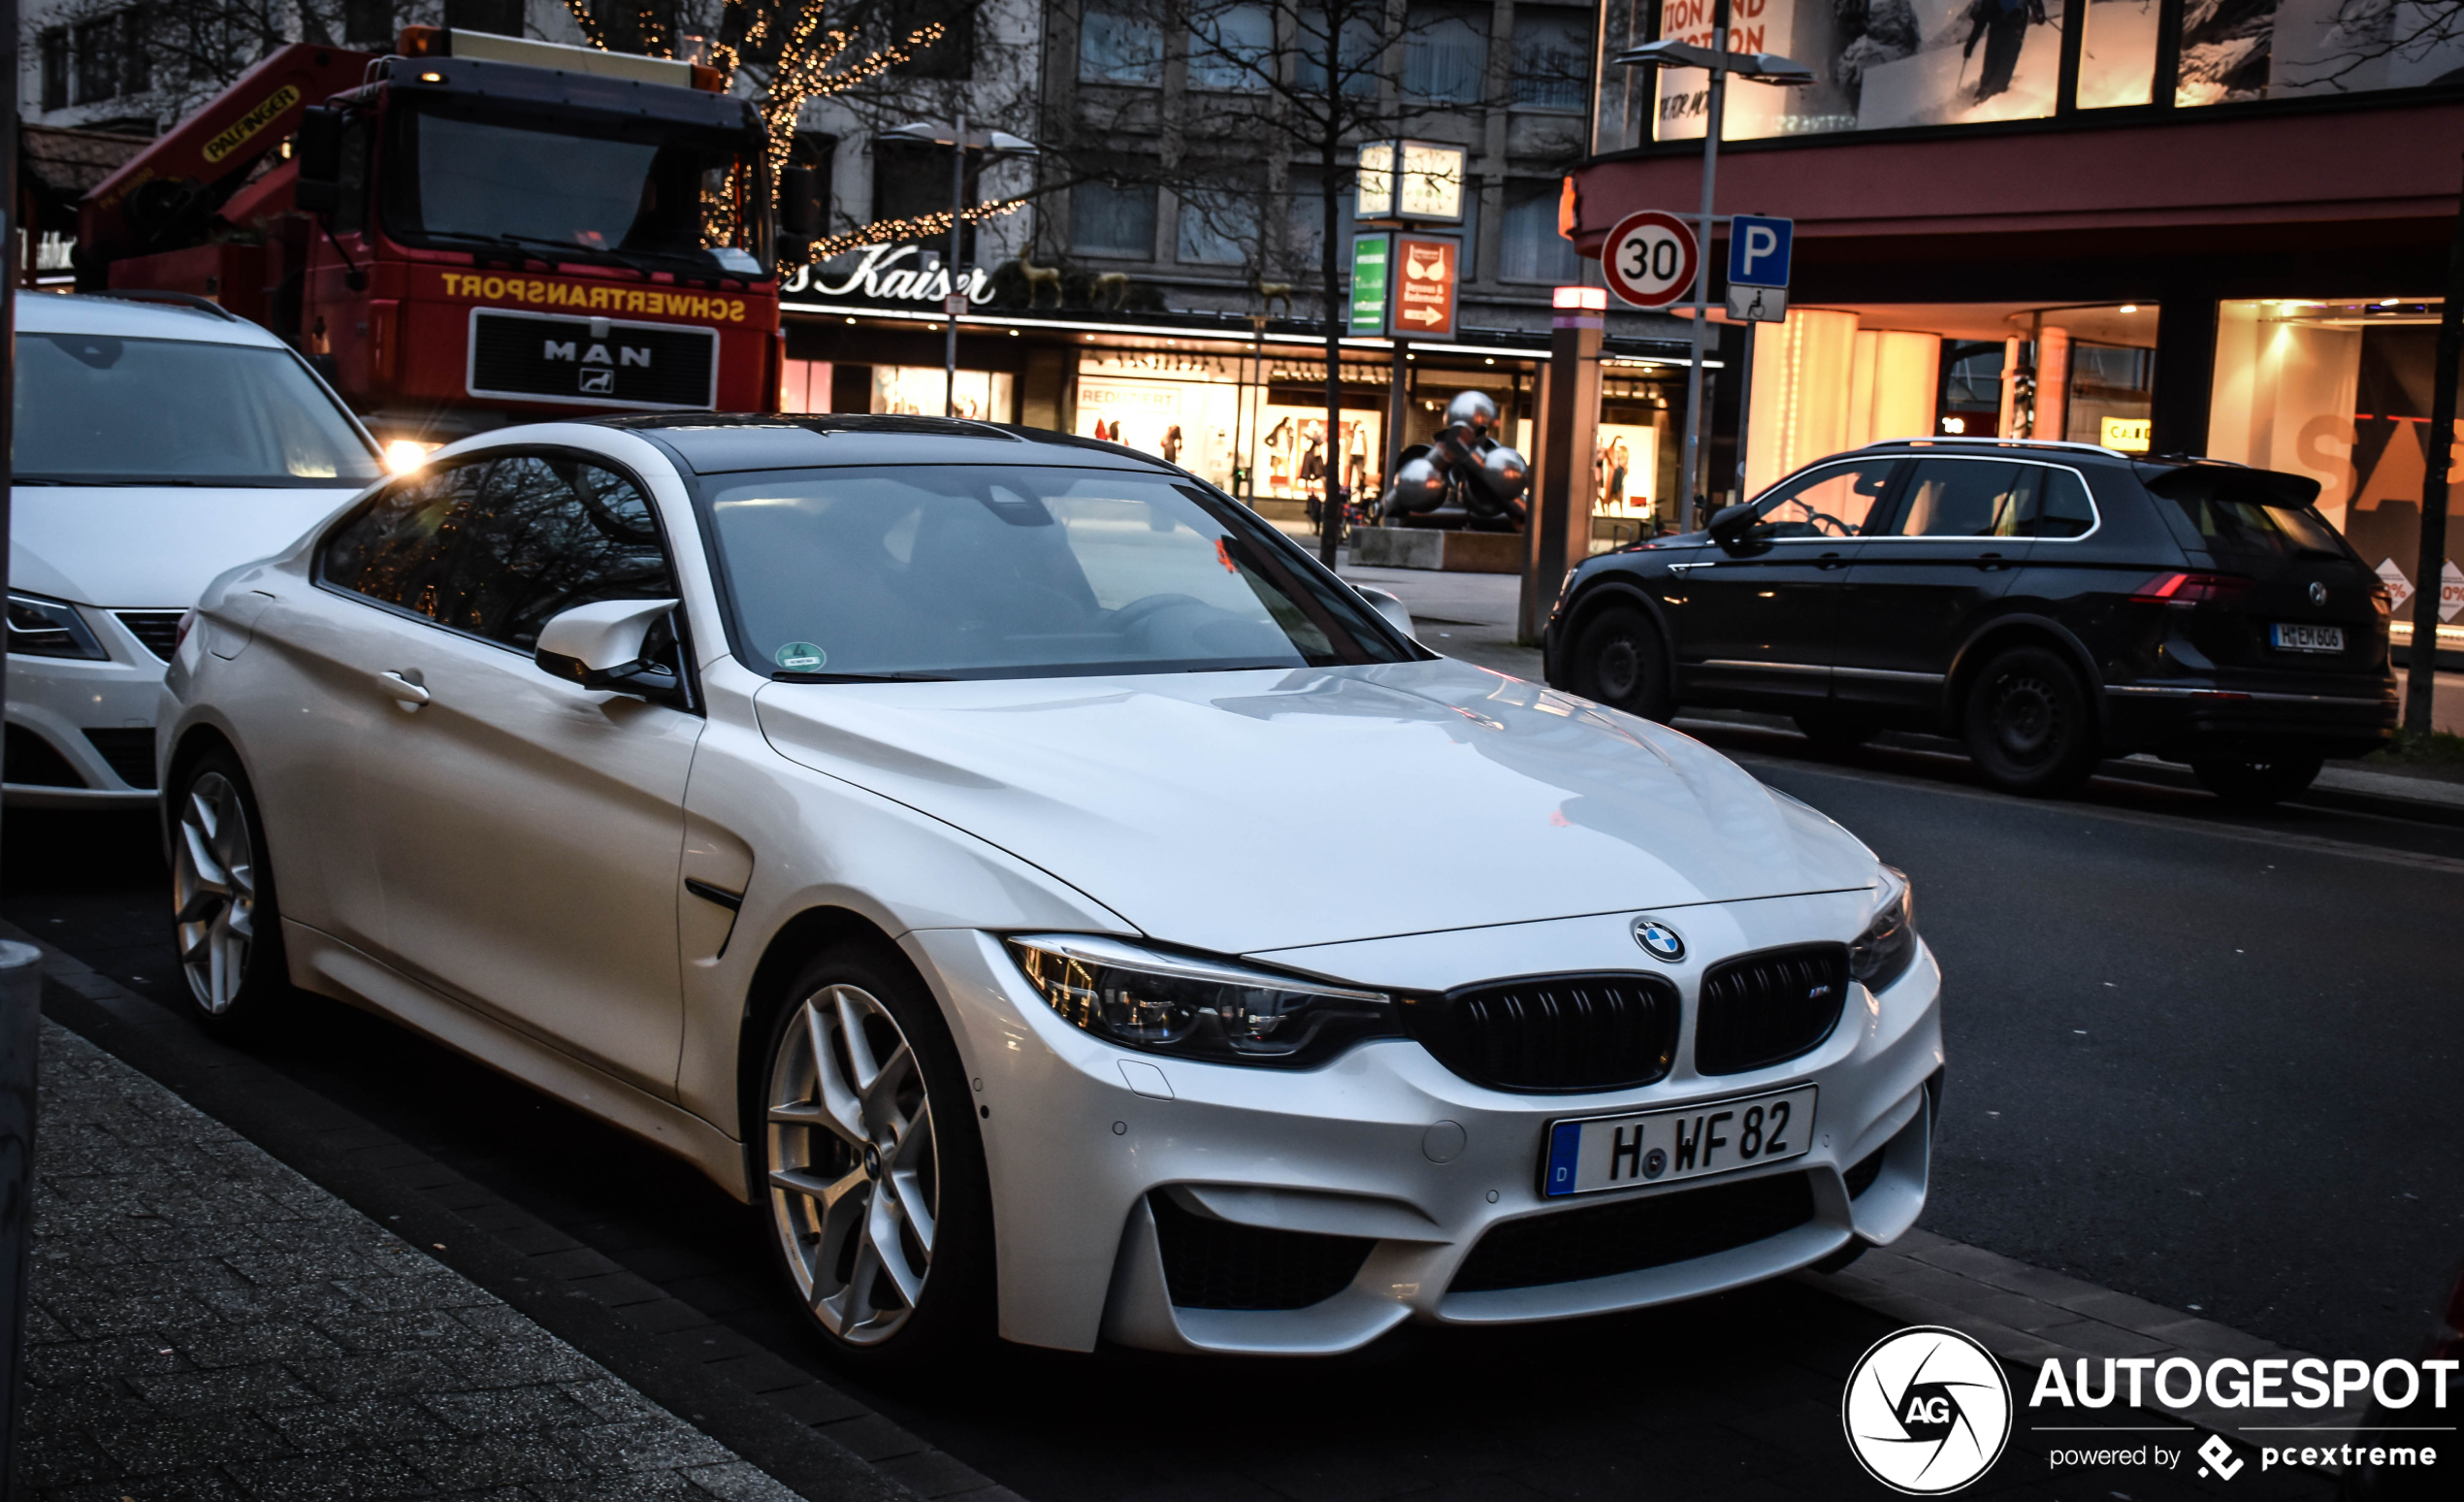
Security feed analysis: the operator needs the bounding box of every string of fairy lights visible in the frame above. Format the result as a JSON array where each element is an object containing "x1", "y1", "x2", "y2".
[{"x1": 558, "y1": 0, "x2": 1028, "y2": 268}]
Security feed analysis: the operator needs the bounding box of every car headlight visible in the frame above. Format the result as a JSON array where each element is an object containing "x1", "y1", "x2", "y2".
[
  {"x1": 7, "y1": 593, "x2": 107, "y2": 660},
  {"x1": 1850, "y1": 865, "x2": 1917, "y2": 994},
  {"x1": 1006, "y1": 934, "x2": 1400, "y2": 1066}
]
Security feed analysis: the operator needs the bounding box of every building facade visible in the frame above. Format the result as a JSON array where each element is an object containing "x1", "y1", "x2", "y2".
[{"x1": 1570, "y1": 0, "x2": 2464, "y2": 651}]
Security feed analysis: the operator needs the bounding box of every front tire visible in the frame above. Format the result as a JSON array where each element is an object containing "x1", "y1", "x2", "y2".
[
  {"x1": 757, "y1": 944, "x2": 992, "y2": 1377},
  {"x1": 169, "y1": 749, "x2": 287, "y2": 1030},
  {"x1": 1961, "y1": 646, "x2": 2099, "y2": 796},
  {"x1": 2191, "y1": 754, "x2": 2322, "y2": 806},
  {"x1": 1572, "y1": 605, "x2": 1675, "y2": 721}
]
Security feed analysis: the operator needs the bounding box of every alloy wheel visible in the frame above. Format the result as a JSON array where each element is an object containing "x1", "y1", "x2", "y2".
[
  {"x1": 173, "y1": 771, "x2": 258, "y2": 1014},
  {"x1": 765, "y1": 984, "x2": 939, "y2": 1346}
]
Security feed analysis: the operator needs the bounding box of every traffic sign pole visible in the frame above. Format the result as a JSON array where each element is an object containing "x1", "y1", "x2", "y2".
[{"x1": 1681, "y1": 0, "x2": 1731, "y2": 531}]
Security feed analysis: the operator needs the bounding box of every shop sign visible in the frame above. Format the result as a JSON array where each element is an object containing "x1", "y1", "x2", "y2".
[
  {"x1": 782, "y1": 243, "x2": 992, "y2": 309},
  {"x1": 2375, "y1": 558, "x2": 2464, "y2": 622},
  {"x1": 2101, "y1": 416, "x2": 2152, "y2": 452},
  {"x1": 1394, "y1": 236, "x2": 1459, "y2": 337},
  {"x1": 1081, "y1": 349, "x2": 1248, "y2": 380},
  {"x1": 1266, "y1": 359, "x2": 1390, "y2": 385},
  {"x1": 1349, "y1": 234, "x2": 1390, "y2": 336}
]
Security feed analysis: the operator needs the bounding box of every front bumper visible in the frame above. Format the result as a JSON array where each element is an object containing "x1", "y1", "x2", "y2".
[
  {"x1": 2104, "y1": 678, "x2": 2398, "y2": 760},
  {"x1": 4, "y1": 608, "x2": 173, "y2": 806},
  {"x1": 909, "y1": 888, "x2": 1943, "y2": 1355}
]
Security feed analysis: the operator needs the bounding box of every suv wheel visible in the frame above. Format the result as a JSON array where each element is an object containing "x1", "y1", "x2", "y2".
[
  {"x1": 1572, "y1": 605, "x2": 1674, "y2": 721},
  {"x1": 757, "y1": 943, "x2": 992, "y2": 1377},
  {"x1": 169, "y1": 749, "x2": 288, "y2": 1030},
  {"x1": 1961, "y1": 646, "x2": 2098, "y2": 796},
  {"x1": 2191, "y1": 754, "x2": 2322, "y2": 806}
]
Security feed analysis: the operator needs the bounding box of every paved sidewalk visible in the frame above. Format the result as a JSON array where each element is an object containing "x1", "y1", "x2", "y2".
[{"x1": 21, "y1": 1019, "x2": 809, "y2": 1502}]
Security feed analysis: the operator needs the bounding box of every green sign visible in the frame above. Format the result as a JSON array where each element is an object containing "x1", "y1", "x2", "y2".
[{"x1": 1348, "y1": 233, "x2": 1390, "y2": 336}]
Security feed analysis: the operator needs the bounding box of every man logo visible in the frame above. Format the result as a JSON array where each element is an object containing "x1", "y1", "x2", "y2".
[
  {"x1": 1631, "y1": 916, "x2": 1684, "y2": 963},
  {"x1": 1842, "y1": 1325, "x2": 2012, "y2": 1493}
]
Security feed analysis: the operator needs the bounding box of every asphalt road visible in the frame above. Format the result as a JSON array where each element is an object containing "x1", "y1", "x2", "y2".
[{"x1": 9, "y1": 722, "x2": 2454, "y2": 1498}]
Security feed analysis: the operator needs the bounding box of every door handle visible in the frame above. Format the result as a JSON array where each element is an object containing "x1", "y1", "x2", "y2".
[
  {"x1": 1976, "y1": 552, "x2": 2008, "y2": 571},
  {"x1": 377, "y1": 669, "x2": 431, "y2": 705},
  {"x1": 1816, "y1": 552, "x2": 1849, "y2": 571}
]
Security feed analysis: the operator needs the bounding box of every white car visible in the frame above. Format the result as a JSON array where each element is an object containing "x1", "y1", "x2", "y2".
[
  {"x1": 160, "y1": 416, "x2": 1942, "y2": 1370},
  {"x1": 7, "y1": 291, "x2": 382, "y2": 806}
]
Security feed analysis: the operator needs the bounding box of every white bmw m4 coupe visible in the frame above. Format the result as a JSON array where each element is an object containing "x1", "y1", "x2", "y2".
[{"x1": 159, "y1": 414, "x2": 1942, "y2": 1371}]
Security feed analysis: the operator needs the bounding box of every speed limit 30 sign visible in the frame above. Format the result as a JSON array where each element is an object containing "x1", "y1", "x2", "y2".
[{"x1": 1602, "y1": 210, "x2": 1700, "y2": 310}]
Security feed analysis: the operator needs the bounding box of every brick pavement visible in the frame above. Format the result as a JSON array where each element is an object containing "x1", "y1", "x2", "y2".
[{"x1": 20, "y1": 1019, "x2": 815, "y2": 1502}]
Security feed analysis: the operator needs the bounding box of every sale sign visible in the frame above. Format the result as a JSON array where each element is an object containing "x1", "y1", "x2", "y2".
[{"x1": 1392, "y1": 234, "x2": 1458, "y2": 338}]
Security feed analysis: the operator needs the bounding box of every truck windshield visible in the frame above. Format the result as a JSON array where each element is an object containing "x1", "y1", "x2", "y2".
[
  {"x1": 13, "y1": 333, "x2": 381, "y2": 487},
  {"x1": 388, "y1": 106, "x2": 764, "y2": 277}
]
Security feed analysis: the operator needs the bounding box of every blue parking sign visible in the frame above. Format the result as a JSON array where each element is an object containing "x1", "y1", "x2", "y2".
[{"x1": 1729, "y1": 214, "x2": 1793, "y2": 289}]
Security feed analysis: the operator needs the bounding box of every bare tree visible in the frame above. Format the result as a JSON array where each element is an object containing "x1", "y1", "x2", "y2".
[{"x1": 1042, "y1": 0, "x2": 1512, "y2": 560}]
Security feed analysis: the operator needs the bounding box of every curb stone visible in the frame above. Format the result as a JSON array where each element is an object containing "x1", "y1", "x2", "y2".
[{"x1": 4, "y1": 918, "x2": 1019, "y2": 1502}]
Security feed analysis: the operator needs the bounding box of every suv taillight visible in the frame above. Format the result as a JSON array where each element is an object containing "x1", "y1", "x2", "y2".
[
  {"x1": 2130, "y1": 571, "x2": 2253, "y2": 605},
  {"x1": 2370, "y1": 582, "x2": 2394, "y2": 617}
]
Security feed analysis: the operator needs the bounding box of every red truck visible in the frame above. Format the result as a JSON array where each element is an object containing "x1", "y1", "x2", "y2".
[{"x1": 77, "y1": 27, "x2": 789, "y2": 450}]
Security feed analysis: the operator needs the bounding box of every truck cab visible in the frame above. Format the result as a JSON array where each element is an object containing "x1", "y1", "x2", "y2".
[{"x1": 79, "y1": 28, "x2": 783, "y2": 448}]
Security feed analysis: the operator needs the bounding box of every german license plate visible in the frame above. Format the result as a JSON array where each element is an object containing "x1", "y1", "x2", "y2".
[
  {"x1": 1540, "y1": 1086, "x2": 1817, "y2": 1197},
  {"x1": 2270, "y1": 622, "x2": 2344, "y2": 653}
]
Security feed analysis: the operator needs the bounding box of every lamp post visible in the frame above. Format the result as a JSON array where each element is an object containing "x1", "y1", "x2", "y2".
[
  {"x1": 883, "y1": 120, "x2": 1040, "y2": 418},
  {"x1": 1612, "y1": 26, "x2": 1811, "y2": 526}
]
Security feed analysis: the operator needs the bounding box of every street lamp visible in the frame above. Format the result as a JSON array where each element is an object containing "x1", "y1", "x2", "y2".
[
  {"x1": 881, "y1": 119, "x2": 1040, "y2": 418},
  {"x1": 1613, "y1": 18, "x2": 1811, "y2": 527}
]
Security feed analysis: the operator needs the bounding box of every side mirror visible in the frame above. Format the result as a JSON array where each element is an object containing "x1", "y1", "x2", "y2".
[
  {"x1": 1352, "y1": 584, "x2": 1415, "y2": 640},
  {"x1": 778, "y1": 165, "x2": 824, "y2": 266},
  {"x1": 1707, "y1": 502, "x2": 1763, "y2": 550},
  {"x1": 293, "y1": 106, "x2": 345, "y2": 216},
  {"x1": 535, "y1": 598, "x2": 682, "y2": 698}
]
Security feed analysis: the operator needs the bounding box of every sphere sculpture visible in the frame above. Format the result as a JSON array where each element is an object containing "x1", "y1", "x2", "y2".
[{"x1": 1378, "y1": 390, "x2": 1531, "y2": 532}]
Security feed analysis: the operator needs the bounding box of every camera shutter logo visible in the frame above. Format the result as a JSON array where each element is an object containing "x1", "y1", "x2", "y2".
[{"x1": 1842, "y1": 1325, "x2": 2012, "y2": 1493}]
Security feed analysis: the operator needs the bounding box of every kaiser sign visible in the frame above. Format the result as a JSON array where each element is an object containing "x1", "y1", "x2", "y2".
[{"x1": 783, "y1": 243, "x2": 993, "y2": 308}]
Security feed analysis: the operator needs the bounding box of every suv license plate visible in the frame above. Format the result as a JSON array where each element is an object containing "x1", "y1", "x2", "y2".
[
  {"x1": 2271, "y1": 623, "x2": 2345, "y2": 653},
  {"x1": 1541, "y1": 1086, "x2": 1816, "y2": 1197}
]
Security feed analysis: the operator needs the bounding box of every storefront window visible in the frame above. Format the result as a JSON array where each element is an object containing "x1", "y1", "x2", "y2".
[
  {"x1": 871, "y1": 366, "x2": 1014, "y2": 422},
  {"x1": 1655, "y1": 0, "x2": 2067, "y2": 142},
  {"x1": 2076, "y1": 0, "x2": 2158, "y2": 106},
  {"x1": 2182, "y1": 0, "x2": 2464, "y2": 105},
  {"x1": 2207, "y1": 296, "x2": 2464, "y2": 650}
]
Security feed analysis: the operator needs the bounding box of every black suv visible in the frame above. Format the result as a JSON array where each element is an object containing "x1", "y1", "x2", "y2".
[{"x1": 1543, "y1": 438, "x2": 2398, "y2": 801}]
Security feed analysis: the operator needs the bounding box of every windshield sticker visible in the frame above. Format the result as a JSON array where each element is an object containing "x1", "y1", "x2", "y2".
[{"x1": 774, "y1": 642, "x2": 827, "y2": 670}]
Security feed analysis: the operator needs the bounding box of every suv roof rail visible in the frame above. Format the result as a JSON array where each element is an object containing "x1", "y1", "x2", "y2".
[
  {"x1": 1861, "y1": 436, "x2": 2127, "y2": 459},
  {"x1": 83, "y1": 288, "x2": 245, "y2": 323}
]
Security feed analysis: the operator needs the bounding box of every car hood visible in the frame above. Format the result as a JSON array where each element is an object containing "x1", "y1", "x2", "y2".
[
  {"x1": 8, "y1": 485, "x2": 360, "y2": 607},
  {"x1": 753, "y1": 658, "x2": 1879, "y2": 955}
]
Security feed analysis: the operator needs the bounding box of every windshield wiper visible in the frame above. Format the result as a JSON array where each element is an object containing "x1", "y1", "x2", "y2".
[{"x1": 771, "y1": 670, "x2": 956, "y2": 684}]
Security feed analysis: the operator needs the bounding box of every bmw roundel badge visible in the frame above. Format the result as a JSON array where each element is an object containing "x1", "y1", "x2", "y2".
[
  {"x1": 2308, "y1": 580, "x2": 2328, "y2": 606},
  {"x1": 1632, "y1": 917, "x2": 1686, "y2": 963}
]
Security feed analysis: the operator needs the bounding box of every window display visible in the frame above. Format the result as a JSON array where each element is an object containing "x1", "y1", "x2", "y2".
[
  {"x1": 2207, "y1": 297, "x2": 2464, "y2": 650},
  {"x1": 870, "y1": 366, "x2": 1014, "y2": 422},
  {"x1": 1654, "y1": 0, "x2": 2066, "y2": 142}
]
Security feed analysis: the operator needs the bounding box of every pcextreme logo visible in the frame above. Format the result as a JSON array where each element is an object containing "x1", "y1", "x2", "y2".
[{"x1": 1843, "y1": 1326, "x2": 2014, "y2": 1493}]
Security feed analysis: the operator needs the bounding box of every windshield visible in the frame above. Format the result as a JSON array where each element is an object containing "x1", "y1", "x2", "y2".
[
  {"x1": 13, "y1": 333, "x2": 381, "y2": 486},
  {"x1": 387, "y1": 105, "x2": 765, "y2": 276},
  {"x1": 702, "y1": 465, "x2": 1414, "y2": 679}
]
